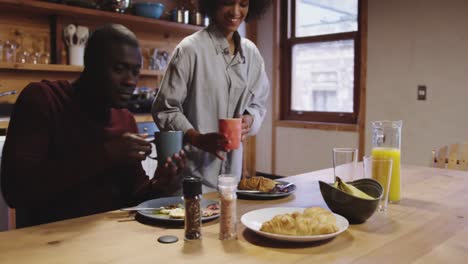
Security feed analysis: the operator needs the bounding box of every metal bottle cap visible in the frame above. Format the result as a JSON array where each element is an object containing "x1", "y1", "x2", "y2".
[{"x1": 183, "y1": 177, "x2": 202, "y2": 197}]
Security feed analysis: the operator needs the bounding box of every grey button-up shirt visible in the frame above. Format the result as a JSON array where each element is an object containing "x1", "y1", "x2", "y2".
[{"x1": 152, "y1": 24, "x2": 270, "y2": 192}]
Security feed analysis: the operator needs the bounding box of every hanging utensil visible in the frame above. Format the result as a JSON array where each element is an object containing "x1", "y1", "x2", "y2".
[
  {"x1": 63, "y1": 24, "x2": 76, "y2": 47},
  {"x1": 0, "y1": 90, "x2": 16, "y2": 97},
  {"x1": 76, "y1": 26, "x2": 89, "y2": 46}
]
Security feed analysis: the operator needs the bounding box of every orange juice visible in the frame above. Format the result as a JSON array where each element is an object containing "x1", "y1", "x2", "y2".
[
  {"x1": 371, "y1": 147, "x2": 401, "y2": 203},
  {"x1": 370, "y1": 160, "x2": 391, "y2": 192}
]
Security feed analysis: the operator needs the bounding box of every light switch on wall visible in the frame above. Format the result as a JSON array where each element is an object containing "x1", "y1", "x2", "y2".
[{"x1": 417, "y1": 85, "x2": 427, "y2": 100}]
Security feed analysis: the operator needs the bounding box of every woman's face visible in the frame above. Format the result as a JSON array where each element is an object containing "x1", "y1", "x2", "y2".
[{"x1": 214, "y1": 0, "x2": 249, "y2": 36}]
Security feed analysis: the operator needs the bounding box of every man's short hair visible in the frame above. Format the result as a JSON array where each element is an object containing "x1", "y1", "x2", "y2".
[{"x1": 84, "y1": 24, "x2": 139, "y2": 68}]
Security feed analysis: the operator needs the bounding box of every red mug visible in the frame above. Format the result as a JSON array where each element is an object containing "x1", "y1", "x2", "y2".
[{"x1": 218, "y1": 118, "x2": 242, "y2": 150}]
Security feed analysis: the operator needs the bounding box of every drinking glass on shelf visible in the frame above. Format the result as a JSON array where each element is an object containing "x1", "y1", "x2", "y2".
[
  {"x1": 30, "y1": 51, "x2": 41, "y2": 64},
  {"x1": 154, "y1": 50, "x2": 169, "y2": 70},
  {"x1": 363, "y1": 156, "x2": 393, "y2": 212},
  {"x1": 141, "y1": 47, "x2": 151, "y2": 70},
  {"x1": 149, "y1": 48, "x2": 157, "y2": 70},
  {"x1": 12, "y1": 30, "x2": 26, "y2": 63},
  {"x1": 332, "y1": 147, "x2": 359, "y2": 181},
  {"x1": 0, "y1": 39, "x2": 4, "y2": 62},
  {"x1": 38, "y1": 36, "x2": 50, "y2": 64},
  {"x1": 3, "y1": 40, "x2": 17, "y2": 63},
  {"x1": 30, "y1": 35, "x2": 41, "y2": 64},
  {"x1": 40, "y1": 52, "x2": 50, "y2": 64},
  {"x1": 17, "y1": 50, "x2": 30, "y2": 64}
]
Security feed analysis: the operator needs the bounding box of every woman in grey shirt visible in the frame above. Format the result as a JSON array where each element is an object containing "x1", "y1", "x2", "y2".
[{"x1": 152, "y1": 0, "x2": 272, "y2": 191}]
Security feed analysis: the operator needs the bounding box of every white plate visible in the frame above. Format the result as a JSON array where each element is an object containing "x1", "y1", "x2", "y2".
[
  {"x1": 241, "y1": 207, "x2": 349, "y2": 242},
  {"x1": 237, "y1": 180, "x2": 297, "y2": 200}
]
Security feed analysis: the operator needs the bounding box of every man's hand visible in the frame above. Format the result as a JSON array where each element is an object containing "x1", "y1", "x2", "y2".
[
  {"x1": 184, "y1": 129, "x2": 229, "y2": 160},
  {"x1": 104, "y1": 133, "x2": 151, "y2": 162},
  {"x1": 152, "y1": 150, "x2": 186, "y2": 193}
]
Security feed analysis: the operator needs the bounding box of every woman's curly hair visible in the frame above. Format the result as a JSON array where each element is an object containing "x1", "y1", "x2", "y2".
[{"x1": 199, "y1": 0, "x2": 273, "y2": 23}]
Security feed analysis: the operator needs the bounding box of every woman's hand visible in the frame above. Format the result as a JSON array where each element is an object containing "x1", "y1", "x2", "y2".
[
  {"x1": 240, "y1": 114, "x2": 253, "y2": 142},
  {"x1": 184, "y1": 129, "x2": 229, "y2": 160}
]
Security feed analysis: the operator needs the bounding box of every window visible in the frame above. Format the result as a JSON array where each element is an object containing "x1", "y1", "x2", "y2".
[{"x1": 280, "y1": 0, "x2": 366, "y2": 124}]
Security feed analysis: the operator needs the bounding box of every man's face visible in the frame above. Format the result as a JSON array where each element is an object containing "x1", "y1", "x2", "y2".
[{"x1": 97, "y1": 43, "x2": 141, "y2": 109}]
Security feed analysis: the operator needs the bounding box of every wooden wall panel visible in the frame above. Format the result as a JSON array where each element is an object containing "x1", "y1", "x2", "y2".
[{"x1": 0, "y1": 70, "x2": 78, "y2": 104}]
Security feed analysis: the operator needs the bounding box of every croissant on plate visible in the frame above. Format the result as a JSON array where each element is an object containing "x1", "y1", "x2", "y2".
[
  {"x1": 260, "y1": 207, "x2": 339, "y2": 236},
  {"x1": 238, "y1": 176, "x2": 276, "y2": 192}
]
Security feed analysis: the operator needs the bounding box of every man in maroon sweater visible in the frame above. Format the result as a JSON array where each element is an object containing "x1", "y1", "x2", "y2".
[{"x1": 0, "y1": 24, "x2": 185, "y2": 228}]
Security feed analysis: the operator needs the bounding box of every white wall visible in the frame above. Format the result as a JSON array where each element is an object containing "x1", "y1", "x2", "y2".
[
  {"x1": 256, "y1": 0, "x2": 468, "y2": 176},
  {"x1": 275, "y1": 127, "x2": 358, "y2": 176},
  {"x1": 255, "y1": 7, "x2": 274, "y2": 174},
  {"x1": 365, "y1": 0, "x2": 468, "y2": 165}
]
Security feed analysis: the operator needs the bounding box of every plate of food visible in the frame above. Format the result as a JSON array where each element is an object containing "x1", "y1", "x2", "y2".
[
  {"x1": 237, "y1": 176, "x2": 296, "y2": 199},
  {"x1": 136, "y1": 196, "x2": 220, "y2": 222},
  {"x1": 241, "y1": 207, "x2": 349, "y2": 242}
]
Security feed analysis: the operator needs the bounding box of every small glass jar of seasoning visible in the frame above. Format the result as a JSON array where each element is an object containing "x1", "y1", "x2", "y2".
[
  {"x1": 183, "y1": 177, "x2": 202, "y2": 240},
  {"x1": 172, "y1": 8, "x2": 184, "y2": 23},
  {"x1": 190, "y1": 11, "x2": 203, "y2": 26},
  {"x1": 183, "y1": 9, "x2": 190, "y2": 24},
  {"x1": 203, "y1": 15, "x2": 210, "y2": 27},
  {"x1": 218, "y1": 174, "x2": 237, "y2": 240}
]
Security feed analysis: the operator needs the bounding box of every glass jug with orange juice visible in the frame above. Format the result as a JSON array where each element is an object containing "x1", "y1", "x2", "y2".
[{"x1": 371, "y1": 120, "x2": 402, "y2": 203}]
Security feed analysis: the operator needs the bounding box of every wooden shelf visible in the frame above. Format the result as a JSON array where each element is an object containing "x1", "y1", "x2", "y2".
[
  {"x1": 0, "y1": 118, "x2": 9, "y2": 130},
  {"x1": 133, "y1": 114, "x2": 153, "y2": 123},
  {"x1": 141, "y1": 69, "x2": 164, "y2": 77},
  {"x1": 0, "y1": 63, "x2": 163, "y2": 77},
  {"x1": 0, "y1": 0, "x2": 203, "y2": 35},
  {"x1": 0, "y1": 62, "x2": 82, "y2": 72}
]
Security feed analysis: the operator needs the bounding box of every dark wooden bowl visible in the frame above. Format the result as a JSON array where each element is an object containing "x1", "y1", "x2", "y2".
[{"x1": 319, "y1": 178, "x2": 383, "y2": 224}]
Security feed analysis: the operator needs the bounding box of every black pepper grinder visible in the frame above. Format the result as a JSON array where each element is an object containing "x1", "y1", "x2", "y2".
[{"x1": 183, "y1": 177, "x2": 202, "y2": 240}]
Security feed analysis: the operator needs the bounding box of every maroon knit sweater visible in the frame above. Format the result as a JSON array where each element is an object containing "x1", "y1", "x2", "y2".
[{"x1": 1, "y1": 80, "x2": 153, "y2": 228}]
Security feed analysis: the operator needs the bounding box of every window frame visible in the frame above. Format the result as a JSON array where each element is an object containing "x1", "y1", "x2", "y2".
[{"x1": 280, "y1": 0, "x2": 366, "y2": 124}]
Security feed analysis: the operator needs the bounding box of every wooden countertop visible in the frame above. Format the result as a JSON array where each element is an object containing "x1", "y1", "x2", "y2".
[{"x1": 0, "y1": 165, "x2": 467, "y2": 263}]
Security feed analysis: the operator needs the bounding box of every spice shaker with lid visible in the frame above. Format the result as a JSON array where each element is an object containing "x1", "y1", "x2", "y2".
[
  {"x1": 218, "y1": 174, "x2": 237, "y2": 240},
  {"x1": 183, "y1": 177, "x2": 202, "y2": 240}
]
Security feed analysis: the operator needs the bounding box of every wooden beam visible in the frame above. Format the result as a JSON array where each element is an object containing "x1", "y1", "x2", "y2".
[
  {"x1": 357, "y1": 0, "x2": 368, "y2": 159},
  {"x1": 271, "y1": 0, "x2": 282, "y2": 175}
]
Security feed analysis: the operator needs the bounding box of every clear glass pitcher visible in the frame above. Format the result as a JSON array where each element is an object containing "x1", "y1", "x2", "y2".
[{"x1": 371, "y1": 120, "x2": 402, "y2": 203}]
